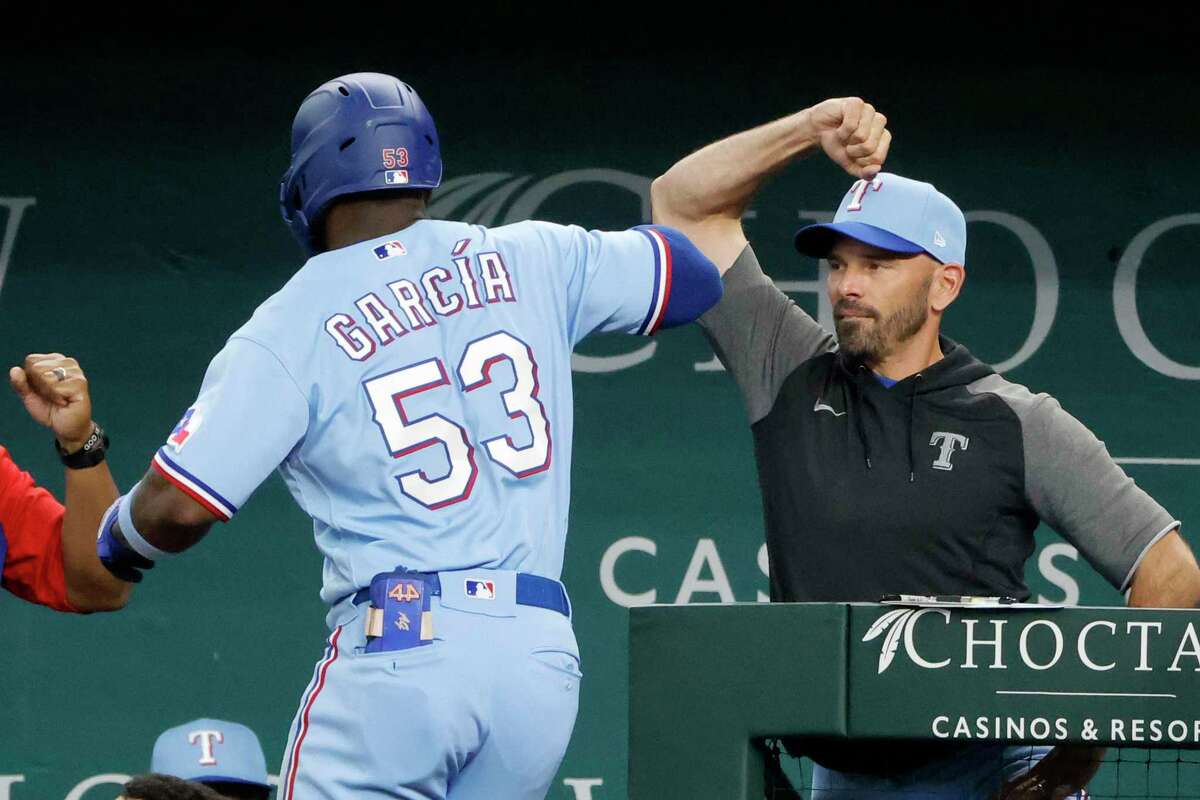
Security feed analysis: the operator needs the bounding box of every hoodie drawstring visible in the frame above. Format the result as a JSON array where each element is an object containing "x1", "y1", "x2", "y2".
[
  {"x1": 842, "y1": 360, "x2": 927, "y2": 477},
  {"x1": 907, "y1": 374, "x2": 922, "y2": 483},
  {"x1": 857, "y1": 398, "x2": 873, "y2": 470},
  {"x1": 846, "y1": 368, "x2": 873, "y2": 470}
]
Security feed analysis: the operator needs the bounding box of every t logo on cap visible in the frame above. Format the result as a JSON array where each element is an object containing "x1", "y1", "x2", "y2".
[
  {"x1": 188, "y1": 730, "x2": 223, "y2": 766},
  {"x1": 846, "y1": 177, "x2": 883, "y2": 212}
]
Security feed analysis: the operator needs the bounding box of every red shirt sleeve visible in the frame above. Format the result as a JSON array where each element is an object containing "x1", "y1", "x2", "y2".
[{"x1": 0, "y1": 445, "x2": 76, "y2": 612}]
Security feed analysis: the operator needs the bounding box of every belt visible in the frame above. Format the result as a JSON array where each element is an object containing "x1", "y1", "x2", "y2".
[{"x1": 352, "y1": 571, "x2": 570, "y2": 618}]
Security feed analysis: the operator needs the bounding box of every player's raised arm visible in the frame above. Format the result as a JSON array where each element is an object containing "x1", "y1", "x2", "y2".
[
  {"x1": 8, "y1": 354, "x2": 130, "y2": 611},
  {"x1": 651, "y1": 97, "x2": 891, "y2": 273},
  {"x1": 534, "y1": 221, "x2": 722, "y2": 344}
]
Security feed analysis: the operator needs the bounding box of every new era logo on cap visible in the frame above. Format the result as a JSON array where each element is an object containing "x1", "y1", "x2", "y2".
[{"x1": 794, "y1": 172, "x2": 967, "y2": 265}]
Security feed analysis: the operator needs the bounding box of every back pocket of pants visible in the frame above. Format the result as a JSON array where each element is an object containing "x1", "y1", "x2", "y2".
[{"x1": 530, "y1": 647, "x2": 583, "y2": 679}]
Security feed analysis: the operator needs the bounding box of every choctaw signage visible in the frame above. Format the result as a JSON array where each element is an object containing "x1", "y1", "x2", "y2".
[
  {"x1": 851, "y1": 603, "x2": 1200, "y2": 746},
  {"x1": 862, "y1": 606, "x2": 1200, "y2": 674},
  {"x1": 629, "y1": 602, "x2": 1200, "y2": 799}
]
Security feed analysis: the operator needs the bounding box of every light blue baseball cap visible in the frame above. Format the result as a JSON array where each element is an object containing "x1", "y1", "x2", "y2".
[
  {"x1": 151, "y1": 718, "x2": 271, "y2": 789},
  {"x1": 794, "y1": 172, "x2": 966, "y2": 265}
]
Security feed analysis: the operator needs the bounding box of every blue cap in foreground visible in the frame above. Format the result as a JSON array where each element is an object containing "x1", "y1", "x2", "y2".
[{"x1": 151, "y1": 718, "x2": 271, "y2": 789}]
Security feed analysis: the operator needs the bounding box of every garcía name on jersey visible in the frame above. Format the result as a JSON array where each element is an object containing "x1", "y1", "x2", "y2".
[{"x1": 323, "y1": 237, "x2": 517, "y2": 362}]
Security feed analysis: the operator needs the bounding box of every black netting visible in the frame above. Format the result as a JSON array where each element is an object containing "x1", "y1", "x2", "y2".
[{"x1": 761, "y1": 741, "x2": 1200, "y2": 799}]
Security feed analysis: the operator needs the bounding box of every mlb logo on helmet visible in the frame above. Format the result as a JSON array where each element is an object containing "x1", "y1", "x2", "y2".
[
  {"x1": 385, "y1": 169, "x2": 410, "y2": 185},
  {"x1": 465, "y1": 579, "x2": 496, "y2": 600},
  {"x1": 373, "y1": 240, "x2": 407, "y2": 260},
  {"x1": 167, "y1": 408, "x2": 203, "y2": 453}
]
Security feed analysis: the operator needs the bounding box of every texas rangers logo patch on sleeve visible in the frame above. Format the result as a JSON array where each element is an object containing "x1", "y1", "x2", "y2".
[
  {"x1": 373, "y1": 240, "x2": 408, "y2": 260},
  {"x1": 465, "y1": 579, "x2": 496, "y2": 600},
  {"x1": 167, "y1": 408, "x2": 203, "y2": 452}
]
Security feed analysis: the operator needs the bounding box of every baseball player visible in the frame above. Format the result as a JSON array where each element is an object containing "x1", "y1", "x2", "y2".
[
  {"x1": 2, "y1": 353, "x2": 130, "y2": 612},
  {"x1": 652, "y1": 97, "x2": 1200, "y2": 798},
  {"x1": 94, "y1": 72, "x2": 721, "y2": 798},
  {"x1": 152, "y1": 718, "x2": 272, "y2": 799}
]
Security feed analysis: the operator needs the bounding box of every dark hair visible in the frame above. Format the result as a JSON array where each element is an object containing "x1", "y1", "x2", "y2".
[
  {"x1": 121, "y1": 774, "x2": 225, "y2": 800},
  {"x1": 201, "y1": 781, "x2": 272, "y2": 800}
]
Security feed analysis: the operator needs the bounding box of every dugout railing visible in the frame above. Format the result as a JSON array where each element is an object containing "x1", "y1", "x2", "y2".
[{"x1": 628, "y1": 602, "x2": 1200, "y2": 799}]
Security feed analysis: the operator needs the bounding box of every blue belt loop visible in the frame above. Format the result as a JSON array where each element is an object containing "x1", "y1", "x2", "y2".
[
  {"x1": 515, "y1": 573, "x2": 570, "y2": 618},
  {"x1": 353, "y1": 571, "x2": 569, "y2": 618}
]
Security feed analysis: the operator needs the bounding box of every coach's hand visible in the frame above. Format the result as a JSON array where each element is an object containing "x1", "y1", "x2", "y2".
[
  {"x1": 10, "y1": 353, "x2": 95, "y2": 452},
  {"x1": 805, "y1": 97, "x2": 892, "y2": 180},
  {"x1": 993, "y1": 745, "x2": 1105, "y2": 800}
]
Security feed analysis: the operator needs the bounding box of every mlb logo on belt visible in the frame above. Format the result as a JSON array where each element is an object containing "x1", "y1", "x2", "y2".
[
  {"x1": 373, "y1": 240, "x2": 407, "y2": 260},
  {"x1": 465, "y1": 579, "x2": 496, "y2": 600},
  {"x1": 385, "y1": 169, "x2": 410, "y2": 185}
]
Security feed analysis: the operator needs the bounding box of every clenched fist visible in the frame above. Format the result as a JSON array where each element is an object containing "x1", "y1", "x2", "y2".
[
  {"x1": 10, "y1": 353, "x2": 95, "y2": 452},
  {"x1": 805, "y1": 97, "x2": 892, "y2": 179}
]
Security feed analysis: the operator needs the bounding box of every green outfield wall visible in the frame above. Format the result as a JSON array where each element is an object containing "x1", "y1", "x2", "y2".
[{"x1": 0, "y1": 42, "x2": 1197, "y2": 799}]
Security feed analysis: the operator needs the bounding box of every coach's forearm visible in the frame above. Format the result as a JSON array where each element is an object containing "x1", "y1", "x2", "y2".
[
  {"x1": 1130, "y1": 572, "x2": 1200, "y2": 608},
  {"x1": 651, "y1": 109, "x2": 821, "y2": 225},
  {"x1": 1127, "y1": 530, "x2": 1200, "y2": 608},
  {"x1": 62, "y1": 461, "x2": 130, "y2": 611}
]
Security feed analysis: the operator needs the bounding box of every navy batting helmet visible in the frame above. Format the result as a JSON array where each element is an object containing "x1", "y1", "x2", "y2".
[{"x1": 279, "y1": 73, "x2": 442, "y2": 255}]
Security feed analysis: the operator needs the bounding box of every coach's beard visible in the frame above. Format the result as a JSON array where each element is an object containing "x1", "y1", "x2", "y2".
[{"x1": 835, "y1": 279, "x2": 932, "y2": 367}]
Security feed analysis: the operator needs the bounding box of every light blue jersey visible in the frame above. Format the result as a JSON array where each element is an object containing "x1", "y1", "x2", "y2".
[{"x1": 152, "y1": 219, "x2": 672, "y2": 606}]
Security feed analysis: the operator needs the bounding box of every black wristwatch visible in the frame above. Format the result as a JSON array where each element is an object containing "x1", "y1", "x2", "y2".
[{"x1": 55, "y1": 423, "x2": 109, "y2": 469}]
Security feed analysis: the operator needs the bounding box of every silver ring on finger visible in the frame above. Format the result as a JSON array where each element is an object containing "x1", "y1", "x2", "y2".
[{"x1": 51, "y1": 367, "x2": 67, "y2": 382}]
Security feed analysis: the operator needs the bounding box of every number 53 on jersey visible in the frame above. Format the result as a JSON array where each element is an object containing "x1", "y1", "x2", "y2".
[{"x1": 363, "y1": 330, "x2": 551, "y2": 510}]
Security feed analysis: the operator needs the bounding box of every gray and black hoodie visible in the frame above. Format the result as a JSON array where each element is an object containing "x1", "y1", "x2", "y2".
[{"x1": 701, "y1": 246, "x2": 1177, "y2": 606}]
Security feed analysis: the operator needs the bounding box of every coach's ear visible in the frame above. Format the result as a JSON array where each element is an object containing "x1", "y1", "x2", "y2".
[{"x1": 930, "y1": 261, "x2": 965, "y2": 313}]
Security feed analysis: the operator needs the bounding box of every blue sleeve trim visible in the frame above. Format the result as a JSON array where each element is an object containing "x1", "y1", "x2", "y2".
[
  {"x1": 153, "y1": 447, "x2": 239, "y2": 520},
  {"x1": 633, "y1": 227, "x2": 669, "y2": 336},
  {"x1": 633, "y1": 224, "x2": 722, "y2": 331}
]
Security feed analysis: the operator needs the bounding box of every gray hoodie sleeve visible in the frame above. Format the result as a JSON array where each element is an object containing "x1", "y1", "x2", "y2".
[
  {"x1": 697, "y1": 245, "x2": 836, "y2": 424},
  {"x1": 968, "y1": 374, "x2": 1179, "y2": 591}
]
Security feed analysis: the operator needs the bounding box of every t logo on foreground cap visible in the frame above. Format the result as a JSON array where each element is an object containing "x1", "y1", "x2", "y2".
[
  {"x1": 151, "y1": 718, "x2": 271, "y2": 790},
  {"x1": 794, "y1": 172, "x2": 967, "y2": 265}
]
